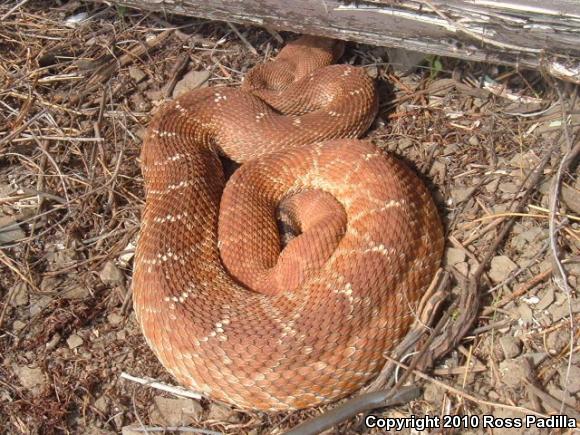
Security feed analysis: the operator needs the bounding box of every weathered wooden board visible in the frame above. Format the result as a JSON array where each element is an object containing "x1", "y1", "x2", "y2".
[{"x1": 96, "y1": 0, "x2": 580, "y2": 82}]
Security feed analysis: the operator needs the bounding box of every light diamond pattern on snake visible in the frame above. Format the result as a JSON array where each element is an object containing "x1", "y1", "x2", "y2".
[{"x1": 133, "y1": 35, "x2": 444, "y2": 410}]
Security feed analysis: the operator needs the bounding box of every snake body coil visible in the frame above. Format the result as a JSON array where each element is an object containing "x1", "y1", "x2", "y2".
[{"x1": 133, "y1": 36, "x2": 444, "y2": 410}]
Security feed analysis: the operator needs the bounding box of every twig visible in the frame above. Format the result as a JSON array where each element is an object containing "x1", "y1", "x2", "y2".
[
  {"x1": 147, "y1": 15, "x2": 195, "y2": 42},
  {"x1": 123, "y1": 426, "x2": 222, "y2": 435},
  {"x1": 30, "y1": 141, "x2": 71, "y2": 206},
  {"x1": 470, "y1": 318, "x2": 514, "y2": 336},
  {"x1": 130, "y1": 381, "x2": 148, "y2": 435},
  {"x1": 72, "y1": 29, "x2": 174, "y2": 104},
  {"x1": 120, "y1": 372, "x2": 203, "y2": 400},
  {"x1": 384, "y1": 357, "x2": 552, "y2": 419},
  {"x1": 226, "y1": 22, "x2": 258, "y2": 55},
  {"x1": 425, "y1": 126, "x2": 565, "y2": 373},
  {"x1": 484, "y1": 239, "x2": 550, "y2": 295},
  {"x1": 482, "y1": 268, "x2": 553, "y2": 316},
  {"x1": 522, "y1": 378, "x2": 580, "y2": 420},
  {"x1": 263, "y1": 26, "x2": 284, "y2": 44},
  {"x1": 0, "y1": 0, "x2": 30, "y2": 20},
  {"x1": 0, "y1": 250, "x2": 40, "y2": 330},
  {"x1": 163, "y1": 54, "x2": 191, "y2": 98},
  {"x1": 550, "y1": 84, "x2": 579, "y2": 414},
  {"x1": 283, "y1": 386, "x2": 421, "y2": 435},
  {"x1": 11, "y1": 135, "x2": 104, "y2": 143},
  {"x1": 474, "y1": 211, "x2": 580, "y2": 223},
  {"x1": 0, "y1": 109, "x2": 46, "y2": 151},
  {"x1": 433, "y1": 364, "x2": 486, "y2": 376},
  {"x1": 0, "y1": 250, "x2": 38, "y2": 291}
]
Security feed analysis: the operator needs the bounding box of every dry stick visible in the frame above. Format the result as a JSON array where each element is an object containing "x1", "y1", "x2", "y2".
[
  {"x1": 226, "y1": 22, "x2": 258, "y2": 55},
  {"x1": 284, "y1": 387, "x2": 421, "y2": 435},
  {"x1": 125, "y1": 426, "x2": 222, "y2": 435},
  {"x1": 404, "y1": 127, "x2": 566, "y2": 384},
  {"x1": 11, "y1": 135, "x2": 104, "y2": 143},
  {"x1": 550, "y1": 84, "x2": 579, "y2": 414},
  {"x1": 0, "y1": 282, "x2": 19, "y2": 332},
  {"x1": 147, "y1": 15, "x2": 200, "y2": 42},
  {"x1": 475, "y1": 209, "x2": 580, "y2": 224},
  {"x1": 120, "y1": 372, "x2": 203, "y2": 400},
  {"x1": 484, "y1": 239, "x2": 551, "y2": 296},
  {"x1": 471, "y1": 318, "x2": 513, "y2": 336},
  {"x1": 464, "y1": 128, "x2": 566, "y2": 250},
  {"x1": 463, "y1": 215, "x2": 503, "y2": 247},
  {"x1": 522, "y1": 378, "x2": 580, "y2": 421},
  {"x1": 120, "y1": 286, "x2": 133, "y2": 315},
  {"x1": 0, "y1": 202, "x2": 71, "y2": 250},
  {"x1": 130, "y1": 382, "x2": 148, "y2": 435},
  {"x1": 30, "y1": 138, "x2": 72, "y2": 206},
  {"x1": 385, "y1": 357, "x2": 552, "y2": 419},
  {"x1": 21, "y1": 139, "x2": 49, "y2": 272},
  {"x1": 163, "y1": 54, "x2": 191, "y2": 98},
  {"x1": 0, "y1": 189, "x2": 66, "y2": 205},
  {"x1": 0, "y1": 108, "x2": 46, "y2": 151},
  {"x1": 481, "y1": 267, "x2": 553, "y2": 316},
  {"x1": 263, "y1": 26, "x2": 284, "y2": 44},
  {"x1": 0, "y1": 250, "x2": 38, "y2": 292},
  {"x1": 430, "y1": 118, "x2": 573, "y2": 408},
  {"x1": 0, "y1": 250, "x2": 40, "y2": 330},
  {"x1": 1, "y1": 143, "x2": 143, "y2": 250},
  {"x1": 105, "y1": 29, "x2": 174, "y2": 83},
  {"x1": 449, "y1": 236, "x2": 484, "y2": 271},
  {"x1": 433, "y1": 364, "x2": 486, "y2": 376},
  {"x1": 0, "y1": 0, "x2": 30, "y2": 20},
  {"x1": 7, "y1": 91, "x2": 86, "y2": 116},
  {"x1": 538, "y1": 312, "x2": 580, "y2": 338},
  {"x1": 538, "y1": 340, "x2": 580, "y2": 387},
  {"x1": 73, "y1": 30, "x2": 174, "y2": 104},
  {"x1": 88, "y1": 90, "x2": 107, "y2": 185}
]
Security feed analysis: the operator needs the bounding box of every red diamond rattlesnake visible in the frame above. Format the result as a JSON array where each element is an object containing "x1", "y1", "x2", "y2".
[{"x1": 133, "y1": 36, "x2": 444, "y2": 410}]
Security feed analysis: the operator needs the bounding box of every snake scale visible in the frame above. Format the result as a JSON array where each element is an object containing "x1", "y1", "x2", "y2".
[{"x1": 133, "y1": 35, "x2": 444, "y2": 410}]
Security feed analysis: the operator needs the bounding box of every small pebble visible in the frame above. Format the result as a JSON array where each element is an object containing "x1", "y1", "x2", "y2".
[
  {"x1": 499, "y1": 335, "x2": 522, "y2": 359},
  {"x1": 67, "y1": 334, "x2": 84, "y2": 349}
]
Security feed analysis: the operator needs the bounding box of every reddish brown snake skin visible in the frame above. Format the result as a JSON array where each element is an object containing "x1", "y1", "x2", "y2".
[{"x1": 133, "y1": 36, "x2": 444, "y2": 410}]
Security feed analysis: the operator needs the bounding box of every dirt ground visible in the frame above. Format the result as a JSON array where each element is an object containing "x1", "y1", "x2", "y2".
[{"x1": 0, "y1": 2, "x2": 578, "y2": 434}]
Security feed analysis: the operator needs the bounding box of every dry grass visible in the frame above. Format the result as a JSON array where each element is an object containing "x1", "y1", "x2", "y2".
[{"x1": 0, "y1": 2, "x2": 578, "y2": 434}]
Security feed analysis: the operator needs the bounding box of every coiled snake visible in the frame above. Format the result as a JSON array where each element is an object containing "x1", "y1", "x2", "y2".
[{"x1": 133, "y1": 36, "x2": 444, "y2": 410}]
